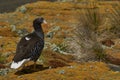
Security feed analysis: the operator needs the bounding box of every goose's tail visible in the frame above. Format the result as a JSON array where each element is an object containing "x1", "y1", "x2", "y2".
[{"x1": 10, "y1": 58, "x2": 30, "y2": 69}]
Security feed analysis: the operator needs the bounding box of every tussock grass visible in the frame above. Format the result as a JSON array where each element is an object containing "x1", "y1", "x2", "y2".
[
  {"x1": 73, "y1": 3, "x2": 105, "y2": 62},
  {"x1": 109, "y1": 3, "x2": 120, "y2": 36}
]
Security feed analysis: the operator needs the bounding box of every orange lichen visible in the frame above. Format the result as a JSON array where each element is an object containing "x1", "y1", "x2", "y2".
[
  {"x1": 0, "y1": 37, "x2": 19, "y2": 53},
  {"x1": 1, "y1": 62, "x2": 120, "y2": 80},
  {"x1": 0, "y1": 27, "x2": 18, "y2": 37},
  {"x1": 0, "y1": 22, "x2": 9, "y2": 26}
]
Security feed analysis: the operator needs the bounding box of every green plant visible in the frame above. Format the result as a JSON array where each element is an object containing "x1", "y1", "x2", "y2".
[
  {"x1": 51, "y1": 42, "x2": 68, "y2": 54},
  {"x1": 57, "y1": 42, "x2": 68, "y2": 52},
  {"x1": 92, "y1": 44, "x2": 106, "y2": 60}
]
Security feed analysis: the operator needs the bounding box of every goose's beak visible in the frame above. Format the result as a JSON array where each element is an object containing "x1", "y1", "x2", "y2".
[{"x1": 43, "y1": 20, "x2": 47, "y2": 24}]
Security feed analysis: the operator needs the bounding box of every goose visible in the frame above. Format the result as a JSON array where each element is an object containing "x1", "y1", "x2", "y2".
[{"x1": 11, "y1": 17, "x2": 47, "y2": 69}]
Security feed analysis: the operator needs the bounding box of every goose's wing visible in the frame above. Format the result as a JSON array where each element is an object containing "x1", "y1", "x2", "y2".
[{"x1": 13, "y1": 34, "x2": 44, "y2": 62}]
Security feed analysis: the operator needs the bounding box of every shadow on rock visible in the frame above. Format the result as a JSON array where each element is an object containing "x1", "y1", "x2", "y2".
[
  {"x1": 107, "y1": 63, "x2": 120, "y2": 72},
  {"x1": 15, "y1": 64, "x2": 49, "y2": 75}
]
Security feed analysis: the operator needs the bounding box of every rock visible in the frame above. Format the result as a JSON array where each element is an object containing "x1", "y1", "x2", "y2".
[
  {"x1": 46, "y1": 26, "x2": 61, "y2": 38},
  {"x1": 51, "y1": 44, "x2": 58, "y2": 52},
  {"x1": 17, "y1": 28, "x2": 29, "y2": 37},
  {"x1": 46, "y1": 31, "x2": 54, "y2": 39},
  {"x1": 67, "y1": 65, "x2": 74, "y2": 68},
  {"x1": 58, "y1": 70, "x2": 65, "y2": 74},
  {"x1": 104, "y1": 39, "x2": 120, "y2": 65},
  {"x1": 0, "y1": 26, "x2": 3, "y2": 28},
  {"x1": 0, "y1": 63, "x2": 6, "y2": 69},
  {"x1": 50, "y1": 43, "x2": 67, "y2": 54},
  {"x1": 2, "y1": 52, "x2": 13, "y2": 57},
  {"x1": 101, "y1": 39, "x2": 115, "y2": 47},
  {"x1": 10, "y1": 25, "x2": 16, "y2": 31},
  {"x1": 18, "y1": 6, "x2": 27, "y2": 13},
  {"x1": 0, "y1": 36, "x2": 3, "y2": 38},
  {"x1": 0, "y1": 68, "x2": 10, "y2": 76},
  {"x1": 44, "y1": 41, "x2": 52, "y2": 49},
  {"x1": 107, "y1": 63, "x2": 120, "y2": 72},
  {"x1": 52, "y1": 26, "x2": 61, "y2": 32},
  {"x1": 105, "y1": 49, "x2": 120, "y2": 65}
]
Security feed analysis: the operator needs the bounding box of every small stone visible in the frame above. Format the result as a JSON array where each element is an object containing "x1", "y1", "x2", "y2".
[
  {"x1": 0, "y1": 36, "x2": 3, "y2": 38},
  {"x1": 46, "y1": 31, "x2": 54, "y2": 39},
  {"x1": 51, "y1": 44, "x2": 58, "y2": 51},
  {"x1": 0, "y1": 68, "x2": 10, "y2": 76},
  {"x1": 17, "y1": 29, "x2": 29, "y2": 37},
  {"x1": 49, "y1": 66, "x2": 52, "y2": 69},
  {"x1": 67, "y1": 66, "x2": 74, "y2": 68},
  {"x1": 101, "y1": 39, "x2": 115, "y2": 47},
  {"x1": 19, "y1": 6, "x2": 27, "y2": 13},
  {"x1": 58, "y1": 70, "x2": 65, "y2": 74},
  {"x1": 0, "y1": 26, "x2": 3, "y2": 28},
  {"x1": 52, "y1": 26, "x2": 61, "y2": 32},
  {"x1": 17, "y1": 75, "x2": 23, "y2": 78},
  {"x1": 10, "y1": 25, "x2": 16, "y2": 32}
]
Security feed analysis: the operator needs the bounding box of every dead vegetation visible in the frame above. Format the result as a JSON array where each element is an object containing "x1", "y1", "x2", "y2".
[
  {"x1": 72, "y1": 3, "x2": 105, "y2": 62},
  {"x1": 108, "y1": 3, "x2": 120, "y2": 37}
]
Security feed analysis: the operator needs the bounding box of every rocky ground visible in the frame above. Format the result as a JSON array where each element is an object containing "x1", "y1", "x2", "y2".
[{"x1": 0, "y1": 1, "x2": 120, "y2": 80}]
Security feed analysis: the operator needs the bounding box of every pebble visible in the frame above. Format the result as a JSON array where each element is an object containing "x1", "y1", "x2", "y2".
[{"x1": 58, "y1": 70, "x2": 65, "y2": 74}]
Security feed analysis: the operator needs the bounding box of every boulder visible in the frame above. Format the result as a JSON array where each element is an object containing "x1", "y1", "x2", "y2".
[
  {"x1": 106, "y1": 50, "x2": 120, "y2": 65},
  {"x1": 101, "y1": 39, "x2": 115, "y2": 47}
]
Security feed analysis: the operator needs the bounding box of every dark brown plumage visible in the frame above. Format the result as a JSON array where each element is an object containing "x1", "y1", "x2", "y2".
[{"x1": 11, "y1": 17, "x2": 46, "y2": 69}]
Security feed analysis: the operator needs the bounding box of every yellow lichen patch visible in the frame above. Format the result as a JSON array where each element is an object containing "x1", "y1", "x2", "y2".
[
  {"x1": 26, "y1": 1, "x2": 74, "y2": 10},
  {"x1": 0, "y1": 22, "x2": 9, "y2": 26},
  {"x1": 0, "y1": 37, "x2": 19, "y2": 53}
]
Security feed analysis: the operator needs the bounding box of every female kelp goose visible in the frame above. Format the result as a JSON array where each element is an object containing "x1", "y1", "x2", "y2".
[{"x1": 11, "y1": 17, "x2": 47, "y2": 69}]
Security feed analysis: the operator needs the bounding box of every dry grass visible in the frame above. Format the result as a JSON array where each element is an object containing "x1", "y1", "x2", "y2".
[
  {"x1": 108, "y1": 3, "x2": 120, "y2": 36},
  {"x1": 73, "y1": 5, "x2": 105, "y2": 61}
]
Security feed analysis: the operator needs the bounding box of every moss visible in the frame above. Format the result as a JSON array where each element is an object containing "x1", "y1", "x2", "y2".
[{"x1": 0, "y1": 53, "x2": 6, "y2": 64}]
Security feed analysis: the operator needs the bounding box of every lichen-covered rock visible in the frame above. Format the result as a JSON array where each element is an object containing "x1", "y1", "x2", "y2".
[
  {"x1": 0, "y1": 68, "x2": 11, "y2": 76},
  {"x1": 105, "y1": 46, "x2": 120, "y2": 65},
  {"x1": 46, "y1": 31, "x2": 54, "y2": 38},
  {"x1": 17, "y1": 6, "x2": 27, "y2": 13},
  {"x1": 16, "y1": 28, "x2": 29, "y2": 37},
  {"x1": 10, "y1": 25, "x2": 16, "y2": 32},
  {"x1": 46, "y1": 26, "x2": 61, "y2": 38},
  {"x1": 104, "y1": 39, "x2": 120, "y2": 65},
  {"x1": 101, "y1": 39, "x2": 115, "y2": 47}
]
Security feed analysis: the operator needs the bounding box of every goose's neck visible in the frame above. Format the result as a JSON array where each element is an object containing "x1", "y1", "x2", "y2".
[{"x1": 33, "y1": 24, "x2": 44, "y2": 40}]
